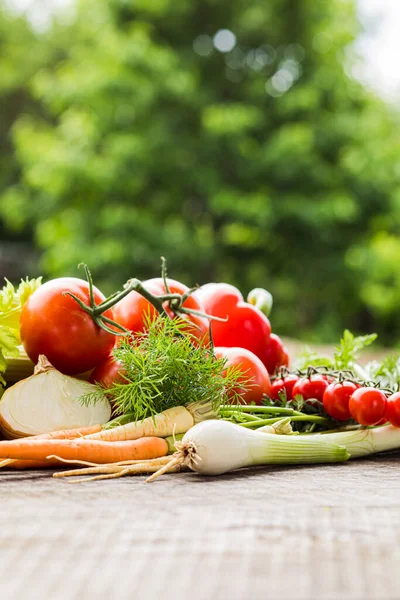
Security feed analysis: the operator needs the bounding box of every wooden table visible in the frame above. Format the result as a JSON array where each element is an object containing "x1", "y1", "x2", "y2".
[{"x1": 0, "y1": 453, "x2": 399, "y2": 600}]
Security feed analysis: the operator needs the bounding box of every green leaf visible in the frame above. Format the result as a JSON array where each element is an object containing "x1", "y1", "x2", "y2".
[
  {"x1": 17, "y1": 277, "x2": 42, "y2": 306},
  {"x1": 0, "y1": 326, "x2": 20, "y2": 358},
  {"x1": 333, "y1": 329, "x2": 377, "y2": 370}
]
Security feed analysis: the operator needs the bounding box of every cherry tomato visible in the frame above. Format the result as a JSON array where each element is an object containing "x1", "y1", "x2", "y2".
[
  {"x1": 90, "y1": 355, "x2": 126, "y2": 388},
  {"x1": 292, "y1": 375, "x2": 331, "y2": 403},
  {"x1": 214, "y1": 346, "x2": 272, "y2": 405},
  {"x1": 323, "y1": 381, "x2": 359, "y2": 421},
  {"x1": 349, "y1": 387, "x2": 387, "y2": 426},
  {"x1": 385, "y1": 392, "x2": 400, "y2": 428},
  {"x1": 194, "y1": 283, "x2": 271, "y2": 360},
  {"x1": 20, "y1": 277, "x2": 116, "y2": 375},
  {"x1": 258, "y1": 333, "x2": 290, "y2": 374},
  {"x1": 270, "y1": 375, "x2": 299, "y2": 401},
  {"x1": 113, "y1": 277, "x2": 209, "y2": 345}
]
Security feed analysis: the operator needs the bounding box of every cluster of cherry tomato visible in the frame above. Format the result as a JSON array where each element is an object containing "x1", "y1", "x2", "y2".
[
  {"x1": 18, "y1": 274, "x2": 290, "y2": 406},
  {"x1": 270, "y1": 372, "x2": 400, "y2": 428}
]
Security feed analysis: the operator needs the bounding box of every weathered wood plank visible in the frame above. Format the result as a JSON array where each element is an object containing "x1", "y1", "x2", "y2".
[{"x1": 0, "y1": 454, "x2": 399, "y2": 600}]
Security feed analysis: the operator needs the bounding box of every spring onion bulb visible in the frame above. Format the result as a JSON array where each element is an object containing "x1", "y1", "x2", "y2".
[
  {"x1": 147, "y1": 419, "x2": 350, "y2": 480},
  {"x1": 148, "y1": 420, "x2": 400, "y2": 481},
  {"x1": 0, "y1": 355, "x2": 111, "y2": 438}
]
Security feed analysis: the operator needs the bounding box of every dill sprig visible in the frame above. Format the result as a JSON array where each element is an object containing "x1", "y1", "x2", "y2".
[{"x1": 82, "y1": 314, "x2": 246, "y2": 421}]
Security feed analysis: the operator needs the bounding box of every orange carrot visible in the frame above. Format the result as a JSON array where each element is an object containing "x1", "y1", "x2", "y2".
[
  {"x1": 0, "y1": 436, "x2": 168, "y2": 464},
  {"x1": 0, "y1": 425, "x2": 103, "y2": 470}
]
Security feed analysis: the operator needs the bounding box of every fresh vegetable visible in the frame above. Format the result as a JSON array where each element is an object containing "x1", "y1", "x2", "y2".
[
  {"x1": 385, "y1": 392, "x2": 400, "y2": 428},
  {"x1": 193, "y1": 282, "x2": 271, "y2": 361},
  {"x1": 214, "y1": 347, "x2": 271, "y2": 405},
  {"x1": 322, "y1": 381, "x2": 359, "y2": 421},
  {"x1": 269, "y1": 374, "x2": 299, "y2": 402},
  {"x1": 89, "y1": 355, "x2": 126, "y2": 388},
  {"x1": 148, "y1": 420, "x2": 400, "y2": 480},
  {"x1": 364, "y1": 355, "x2": 400, "y2": 391},
  {"x1": 20, "y1": 277, "x2": 117, "y2": 375},
  {"x1": 297, "y1": 329, "x2": 378, "y2": 372},
  {"x1": 147, "y1": 419, "x2": 349, "y2": 479},
  {"x1": 113, "y1": 276, "x2": 209, "y2": 345},
  {"x1": 348, "y1": 387, "x2": 387, "y2": 426},
  {"x1": 111, "y1": 278, "x2": 164, "y2": 336},
  {"x1": 258, "y1": 333, "x2": 290, "y2": 375},
  {"x1": 292, "y1": 374, "x2": 331, "y2": 403},
  {"x1": 0, "y1": 355, "x2": 111, "y2": 438},
  {"x1": 83, "y1": 404, "x2": 202, "y2": 442},
  {"x1": 0, "y1": 424, "x2": 104, "y2": 470},
  {"x1": 0, "y1": 436, "x2": 168, "y2": 464},
  {"x1": 83, "y1": 315, "x2": 243, "y2": 421},
  {"x1": 0, "y1": 277, "x2": 42, "y2": 385},
  {"x1": 247, "y1": 287, "x2": 273, "y2": 318},
  {"x1": 220, "y1": 403, "x2": 333, "y2": 430}
]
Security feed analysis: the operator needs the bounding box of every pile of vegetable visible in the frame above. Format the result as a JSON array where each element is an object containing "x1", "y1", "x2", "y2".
[{"x1": 1, "y1": 258, "x2": 400, "y2": 483}]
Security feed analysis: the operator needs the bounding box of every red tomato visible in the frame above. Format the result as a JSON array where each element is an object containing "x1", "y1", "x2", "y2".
[
  {"x1": 194, "y1": 283, "x2": 271, "y2": 360},
  {"x1": 385, "y1": 392, "x2": 400, "y2": 427},
  {"x1": 112, "y1": 279, "x2": 164, "y2": 335},
  {"x1": 349, "y1": 387, "x2": 387, "y2": 426},
  {"x1": 20, "y1": 277, "x2": 116, "y2": 375},
  {"x1": 258, "y1": 333, "x2": 290, "y2": 374},
  {"x1": 270, "y1": 375, "x2": 299, "y2": 401},
  {"x1": 292, "y1": 375, "x2": 331, "y2": 403},
  {"x1": 90, "y1": 355, "x2": 127, "y2": 388},
  {"x1": 113, "y1": 277, "x2": 209, "y2": 345},
  {"x1": 323, "y1": 381, "x2": 359, "y2": 421},
  {"x1": 214, "y1": 347, "x2": 272, "y2": 405}
]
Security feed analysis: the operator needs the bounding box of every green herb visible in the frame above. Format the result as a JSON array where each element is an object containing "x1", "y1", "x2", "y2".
[
  {"x1": 0, "y1": 277, "x2": 42, "y2": 386},
  {"x1": 333, "y1": 330, "x2": 377, "y2": 370},
  {"x1": 296, "y1": 329, "x2": 377, "y2": 372},
  {"x1": 364, "y1": 354, "x2": 400, "y2": 391},
  {"x1": 83, "y1": 314, "x2": 246, "y2": 421}
]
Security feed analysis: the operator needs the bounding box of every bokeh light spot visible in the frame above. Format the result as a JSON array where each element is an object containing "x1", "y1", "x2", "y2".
[{"x1": 213, "y1": 29, "x2": 236, "y2": 53}]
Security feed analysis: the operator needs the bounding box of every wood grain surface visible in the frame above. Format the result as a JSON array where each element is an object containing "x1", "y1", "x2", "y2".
[{"x1": 0, "y1": 453, "x2": 399, "y2": 600}]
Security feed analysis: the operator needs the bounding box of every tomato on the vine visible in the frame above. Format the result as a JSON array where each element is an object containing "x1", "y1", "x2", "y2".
[
  {"x1": 258, "y1": 333, "x2": 289, "y2": 374},
  {"x1": 323, "y1": 381, "x2": 359, "y2": 421},
  {"x1": 194, "y1": 283, "x2": 271, "y2": 360},
  {"x1": 384, "y1": 392, "x2": 400, "y2": 428},
  {"x1": 113, "y1": 277, "x2": 209, "y2": 345},
  {"x1": 112, "y1": 279, "x2": 163, "y2": 336},
  {"x1": 292, "y1": 375, "x2": 331, "y2": 403},
  {"x1": 348, "y1": 387, "x2": 387, "y2": 426},
  {"x1": 269, "y1": 374, "x2": 299, "y2": 402},
  {"x1": 89, "y1": 354, "x2": 126, "y2": 388},
  {"x1": 20, "y1": 277, "x2": 116, "y2": 375},
  {"x1": 214, "y1": 346, "x2": 272, "y2": 405}
]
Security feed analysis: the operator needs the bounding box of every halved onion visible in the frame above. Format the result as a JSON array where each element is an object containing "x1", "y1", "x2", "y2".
[{"x1": 0, "y1": 355, "x2": 111, "y2": 439}]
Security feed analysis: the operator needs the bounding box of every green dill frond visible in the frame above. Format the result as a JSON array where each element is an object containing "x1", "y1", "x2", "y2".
[{"x1": 87, "y1": 314, "x2": 248, "y2": 422}]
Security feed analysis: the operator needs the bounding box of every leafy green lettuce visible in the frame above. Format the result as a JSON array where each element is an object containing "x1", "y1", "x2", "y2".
[{"x1": 0, "y1": 277, "x2": 42, "y2": 385}]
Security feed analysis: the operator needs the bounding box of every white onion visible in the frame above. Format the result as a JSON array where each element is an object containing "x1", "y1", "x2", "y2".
[{"x1": 0, "y1": 355, "x2": 111, "y2": 438}]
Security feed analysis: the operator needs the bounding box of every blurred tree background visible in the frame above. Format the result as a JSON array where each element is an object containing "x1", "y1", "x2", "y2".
[{"x1": 1, "y1": 0, "x2": 400, "y2": 345}]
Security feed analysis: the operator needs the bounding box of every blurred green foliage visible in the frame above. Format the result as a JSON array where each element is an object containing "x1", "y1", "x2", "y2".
[{"x1": 1, "y1": 0, "x2": 400, "y2": 345}]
